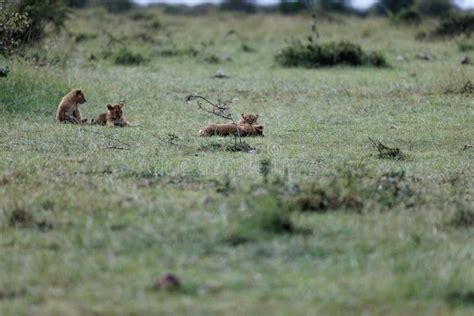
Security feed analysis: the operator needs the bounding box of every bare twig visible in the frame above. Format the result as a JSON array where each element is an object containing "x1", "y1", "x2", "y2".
[{"x1": 78, "y1": 127, "x2": 131, "y2": 150}]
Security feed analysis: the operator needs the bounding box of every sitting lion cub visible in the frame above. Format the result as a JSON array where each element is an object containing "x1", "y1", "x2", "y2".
[
  {"x1": 199, "y1": 113, "x2": 264, "y2": 137},
  {"x1": 93, "y1": 103, "x2": 130, "y2": 127},
  {"x1": 56, "y1": 89, "x2": 87, "y2": 124}
]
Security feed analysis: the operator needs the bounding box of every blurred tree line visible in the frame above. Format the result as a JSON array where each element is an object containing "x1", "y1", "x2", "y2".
[{"x1": 0, "y1": 0, "x2": 463, "y2": 56}]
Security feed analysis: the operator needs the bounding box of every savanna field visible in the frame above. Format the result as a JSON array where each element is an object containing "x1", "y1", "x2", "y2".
[{"x1": 0, "y1": 6, "x2": 473, "y2": 315}]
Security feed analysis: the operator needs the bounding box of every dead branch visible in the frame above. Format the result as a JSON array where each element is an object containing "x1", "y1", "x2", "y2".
[
  {"x1": 79, "y1": 127, "x2": 131, "y2": 150},
  {"x1": 369, "y1": 137, "x2": 403, "y2": 159}
]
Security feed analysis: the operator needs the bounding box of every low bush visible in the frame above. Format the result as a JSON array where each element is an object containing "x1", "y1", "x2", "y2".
[
  {"x1": 391, "y1": 8, "x2": 422, "y2": 25},
  {"x1": 17, "y1": 0, "x2": 69, "y2": 42},
  {"x1": 449, "y1": 207, "x2": 474, "y2": 228},
  {"x1": 291, "y1": 169, "x2": 415, "y2": 213},
  {"x1": 276, "y1": 40, "x2": 387, "y2": 68},
  {"x1": 150, "y1": 19, "x2": 161, "y2": 30},
  {"x1": 432, "y1": 13, "x2": 474, "y2": 37},
  {"x1": 224, "y1": 197, "x2": 303, "y2": 245},
  {"x1": 112, "y1": 48, "x2": 147, "y2": 65},
  {"x1": 458, "y1": 42, "x2": 474, "y2": 52},
  {"x1": 0, "y1": 9, "x2": 30, "y2": 56}
]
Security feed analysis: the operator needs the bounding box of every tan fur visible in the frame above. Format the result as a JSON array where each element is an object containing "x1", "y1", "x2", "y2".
[
  {"x1": 238, "y1": 113, "x2": 259, "y2": 125},
  {"x1": 56, "y1": 89, "x2": 87, "y2": 123},
  {"x1": 92, "y1": 103, "x2": 129, "y2": 127},
  {"x1": 199, "y1": 123, "x2": 264, "y2": 137}
]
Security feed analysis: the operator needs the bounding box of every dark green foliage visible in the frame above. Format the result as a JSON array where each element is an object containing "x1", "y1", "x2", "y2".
[
  {"x1": 63, "y1": 0, "x2": 90, "y2": 8},
  {"x1": 446, "y1": 291, "x2": 474, "y2": 306},
  {"x1": 317, "y1": 0, "x2": 347, "y2": 12},
  {"x1": 7, "y1": 207, "x2": 53, "y2": 231},
  {"x1": 0, "y1": 66, "x2": 9, "y2": 77},
  {"x1": 278, "y1": 0, "x2": 311, "y2": 14},
  {"x1": 258, "y1": 158, "x2": 272, "y2": 183},
  {"x1": 291, "y1": 169, "x2": 415, "y2": 213},
  {"x1": 74, "y1": 32, "x2": 97, "y2": 43},
  {"x1": 150, "y1": 19, "x2": 161, "y2": 30},
  {"x1": 99, "y1": 0, "x2": 134, "y2": 13},
  {"x1": 432, "y1": 13, "x2": 474, "y2": 37},
  {"x1": 276, "y1": 39, "x2": 387, "y2": 68},
  {"x1": 449, "y1": 207, "x2": 474, "y2": 229},
  {"x1": 0, "y1": 9, "x2": 30, "y2": 56},
  {"x1": 199, "y1": 141, "x2": 255, "y2": 153},
  {"x1": 112, "y1": 48, "x2": 147, "y2": 65},
  {"x1": 17, "y1": 0, "x2": 69, "y2": 42},
  {"x1": 378, "y1": 0, "x2": 414, "y2": 14},
  {"x1": 458, "y1": 42, "x2": 474, "y2": 52},
  {"x1": 369, "y1": 138, "x2": 406, "y2": 160},
  {"x1": 220, "y1": 0, "x2": 256, "y2": 14},
  {"x1": 241, "y1": 43, "x2": 256, "y2": 52},
  {"x1": 128, "y1": 10, "x2": 155, "y2": 21},
  {"x1": 225, "y1": 197, "x2": 301, "y2": 245},
  {"x1": 414, "y1": 0, "x2": 453, "y2": 17},
  {"x1": 392, "y1": 8, "x2": 422, "y2": 25}
]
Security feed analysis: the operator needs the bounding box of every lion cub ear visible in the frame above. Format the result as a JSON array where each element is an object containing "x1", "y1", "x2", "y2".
[
  {"x1": 241, "y1": 113, "x2": 245, "y2": 118},
  {"x1": 119, "y1": 103, "x2": 124, "y2": 109},
  {"x1": 107, "y1": 104, "x2": 113, "y2": 110},
  {"x1": 256, "y1": 114, "x2": 259, "y2": 119},
  {"x1": 75, "y1": 89, "x2": 82, "y2": 95}
]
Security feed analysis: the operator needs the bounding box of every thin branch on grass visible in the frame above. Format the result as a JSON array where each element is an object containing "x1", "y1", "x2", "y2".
[{"x1": 78, "y1": 127, "x2": 131, "y2": 150}]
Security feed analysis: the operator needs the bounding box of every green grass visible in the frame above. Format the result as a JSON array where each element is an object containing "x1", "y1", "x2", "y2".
[{"x1": 0, "y1": 8, "x2": 473, "y2": 315}]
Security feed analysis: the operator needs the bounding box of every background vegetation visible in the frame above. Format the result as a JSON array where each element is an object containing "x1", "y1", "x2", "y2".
[{"x1": 0, "y1": 1, "x2": 473, "y2": 315}]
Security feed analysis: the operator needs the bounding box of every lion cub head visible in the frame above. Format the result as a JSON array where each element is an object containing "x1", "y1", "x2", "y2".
[
  {"x1": 71, "y1": 89, "x2": 87, "y2": 104},
  {"x1": 239, "y1": 113, "x2": 259, "y2": 125},
  {"x1": 107, "y1": 103, "x2": 124, "y2": 119}
]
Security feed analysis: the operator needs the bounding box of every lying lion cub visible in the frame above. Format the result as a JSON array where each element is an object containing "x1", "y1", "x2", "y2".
[
  {"x1": 199, "y1": 113, "x2": 264, "y2": 137},
  {"x1": 92, "y1": 103, "x2": 130, "y2": 127}
]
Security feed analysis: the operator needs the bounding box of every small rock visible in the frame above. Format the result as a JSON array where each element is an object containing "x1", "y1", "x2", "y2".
[
  {"x1": 154, "y1": 273, "x2": 181, "y2": 290},
  {"x1": 212, "y1": 69, "x2": 230, "y2": 79},
  {"x1": 415, "y1": 53, "x2": 433, "y2": 61}
]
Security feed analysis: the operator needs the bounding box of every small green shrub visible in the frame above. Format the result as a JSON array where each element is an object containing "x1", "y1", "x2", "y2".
[
  {"x1": 150, "y1": 19, "x2": 161, "y2": 30},
  {"x1": 391, "y1": 8, "x2": 422, "y2": 25},
  {"x1": 112, "y1": 48, "x2": 147, "y2": 65},
  {"x1": 276, "y1": 40, "x2": 387, "y2": 68},
  {"x1": 129, "y1": 10, "x2": 155, "y2": 21},
  {"x1": 449, "y1": 207, "x2": 474, "y2": 228},
  {"x1": 432, "y1": 13, "x2": 474, "y2": 37},
  {"x1": 74, "y1": 32, "x2": 97, "y2": 43},
  {"x1": 241, "y1": 43, "x2": 256, "y2": 53},
  {"x1": 458, "y1": 42, "x2": 474, "y2": 52},
  {"x1": 225, "y1": 197, "x2": 302, "y2": 245}
]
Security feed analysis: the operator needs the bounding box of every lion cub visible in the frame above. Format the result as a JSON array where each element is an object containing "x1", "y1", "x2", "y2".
[
  {"x1": 56, "y1": 89, "x2": 87, "y2": 123},
  {"x1": 93, "y1": 103, "x2": 129, "y2": 127},
  {"x1": 199, "y1": 113, "x2": 264, "y2": 137},
  {"x1": 238, "y1": 113, "x2": 259, "y2": 125}
]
